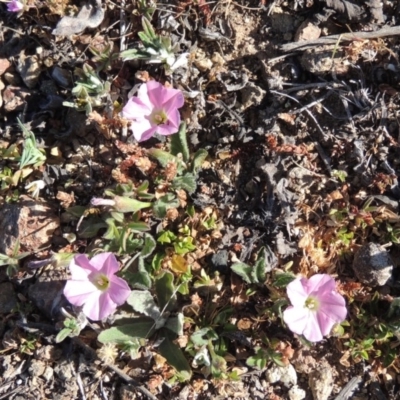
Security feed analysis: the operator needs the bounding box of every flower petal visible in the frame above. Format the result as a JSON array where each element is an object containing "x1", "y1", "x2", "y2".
[
  {"x1": 155, "y1": 122, "x2": 179, "y2": 136},
  {"x1": 122, "y1": 97, "x2": 151, "y2": 121},
  {"x1": 90, "y1": 252, "x2": 119, "y2": 275},
  {"x1": 63, "y1": 280, "x2": 99, "y2": 306},
  {"x1": 146, "y1": 81, "x2": 184, "y2": 110},
  {"x1": 306, "y1": 274, "x2": 335, "y2": 295},
  {"x1": 319, "y1": 292, "x2": 347, "y2": 322},
  {"x1": 316, "y1": 310, "x2": 338, "y2": 336},
  {"x1": 130, "y1": 119, "x2": 157, "y2": 142},
  {"x1": 302, "y1": 311, "x2": 324, "y2": 342},
  {"x1": 81, "y1": 290, "x2": 102, "y2": 320},
  {"x1": 108, "y1": 275, "x2": 131, "y2": 305},
  {"x1": 166, "y1": 108, "x2": 181, "y2": 131},
  {"x1": 286, "y1": 278, "x2": 308, "y2": 307},
  {"x1": 70, "y1": 254, "x2": 97, "y2": 279},
  {"x1": 283, "y1": 306, "x2": 310, "y2": 335}
]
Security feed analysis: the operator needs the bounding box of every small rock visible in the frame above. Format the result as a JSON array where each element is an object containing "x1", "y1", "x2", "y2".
[
  {"x1": 0, "y1": 283, "x2": 17, "y2": 314},
  {"x1": 288, "y1": 385, "x2": 306, "y2": 400},
  {"x1": 309, "y1": 365, "x2": 333, "y2": 400},
  {"x1": 194, "y1": 49, "x2": 213, "y2": 72},
  {"x1": 42, "y1": 366, "x2": 54, "y2": 382},
  {"x1": 210, "y1": 250, "x2": 229, "y2": 274},
  {"x1": 35, "y1": 345, "x2": 63, "y2": 361},
  {"x1": 2, "y1": 85, "x2": 30, "y2": 112},
  {"x1": 0, "y1": 79, "x2": 4, "y2": 108},
  {"x1": 28, "y1": 359, "x2": 46, "y2": 377},
  {"x1": 28, "y1": 280, "x2": 66, "y2": 319},
  {"x1": 51, "y1": 66, "x2": 72, "y2": 87},
  {"x1": 241, "y1": 82, "x2": 266, "y2": 110},
  {"x1": 0, "y1": 59, "x2": 11, "y2": 76},
  {"x1": 265, "y1": 364, "x2": 297, "y2": 388},
  {"x1": 295, "y1": 20, "x2": 321, "y2": 42},
  {"x1": 54, "y1": 361, "x2": 73, "y2": 381},
  {"x1": 352, "y1": 243, "x2": 393, "y2": 286},
  {"x1": 301, "y1": 46, "x2": 349, "y2": 75},
  {"x1": 0, "y1": 195, "x2": 60, "y2": 256}
]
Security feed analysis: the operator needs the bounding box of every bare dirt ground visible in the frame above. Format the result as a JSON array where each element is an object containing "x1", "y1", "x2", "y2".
[{"x1": 2, "y1": 0, "x2": 400, "y2": 399}]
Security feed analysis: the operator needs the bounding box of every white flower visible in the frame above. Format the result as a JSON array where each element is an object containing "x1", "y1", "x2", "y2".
[{"x1": 25, "y1": 180, "x2": 46, "y2": 199}]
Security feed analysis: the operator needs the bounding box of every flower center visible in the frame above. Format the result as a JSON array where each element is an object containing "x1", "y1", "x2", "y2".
[
  {"x1": 151, "y1": 109, "x2": 168, "y2": 125},
  {"x1": 93, "y1": 274, "x2": 110, "y2": 291},
  {"x1": 304, "y1": 296, "x2": 319, "y2": 311}
]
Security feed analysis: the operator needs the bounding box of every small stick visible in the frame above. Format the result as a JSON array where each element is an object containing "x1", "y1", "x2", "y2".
[{"x1": 280, "y1": 25, "x2": 400, "y2": 52}]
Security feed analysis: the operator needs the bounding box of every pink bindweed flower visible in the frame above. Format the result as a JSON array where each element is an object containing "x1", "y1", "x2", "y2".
[
  {"x1": 122, "y1": 80, "x2": 184, "y2": 142},
  {"x1": 283, "y1": 274, "x2": 347, "y2": 342},
  {"x1": 64, "y1": 253, "x2": 131, "y2": 321},
  {"x1": 7, "y1": 0, "x2": 23, "y2": 12}
]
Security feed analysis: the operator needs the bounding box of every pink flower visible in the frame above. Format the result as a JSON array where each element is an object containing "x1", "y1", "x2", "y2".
[
  {"x1": 64, "y1": 253, "x2": 131, "y2": 321},
  {"x1": 283, "y1": 274, "x2": 347, "y2": 342},
  {"x1": 7, "y1": 0, "x2": 23, "y2": 12},
  {"x1": 122, "y1": 81, "x2": 184, "y2": 142}
]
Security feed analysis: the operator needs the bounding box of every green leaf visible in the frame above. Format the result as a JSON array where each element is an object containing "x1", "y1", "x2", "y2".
[
  {"x1": 231, "y1": 262, "x2": 253, "y2": 284},
  {"x1": 141, "y1": 17, "x2": 157, "y2": 41},
  {"x1": 157, "y1": 230, "x2": 177, "y2": 244},
  {"x1": 56, "y1": 328, "x2": 73, "y2": 343},
  {"x1": 98, "y1": 318, "x2": 155, "y2": 343},
  {"x1": 153, "y1": 194, "x2": 180, "y2": 219},
  {"x1": 252, "y1": 247, "x2": 267, "y2": 283},
  {"x1": 246, "y1": 348, "x2": 268, "y2": 370},
  {"x1": 191, "y1": 149, "x2": 208, "y2": 173},
  {"x1": 273, "y1": 272, "x2": 296, "y2": 288},
  {"x1": 78, "y1": 220, "x2": 107, "y2": 238},
  {"x1": 155, "y1": 271, "x2": 176, "y2": 312},
  {"x1": 158, "y1": 334, "x2": 192, "y2": 381},
  {"x1": 127, "y1": 290, "x2": 162, "y2": 321},
  {"x1": 165, "y1": 313, "x2": 184, "y2": 336},
  {"x1": 140, "y1": 234, "x2": 156, "y2": 258},
  {"x1": 148, "y1": 148, "x2": 177, "y2": 168},
  {"x1": 171, "y1": 173, "x2": 197, "y2": 194},
  {"x1": 127, "y1": 221, "x2": 150, "y2": 232},
  {"x1": 170, "y1": 122, "x2": 189, "y2": 162},
  {"x1": 0, "y1": 254, "x2": 12, "y2": 267},
  {"x1": 191, "y1": 327, "x2": 216, "y2": 347}
]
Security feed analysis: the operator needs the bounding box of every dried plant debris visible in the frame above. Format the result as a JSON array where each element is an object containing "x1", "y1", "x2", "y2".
[{"x1": 52, "y1": 0, "x2": 104, "y2": 36}]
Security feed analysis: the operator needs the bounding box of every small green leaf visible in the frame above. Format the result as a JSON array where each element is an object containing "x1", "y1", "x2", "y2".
[
  {"x1": 191, "y1": 149, "x2": 208, "y2": 173},
  {"x1": 172, "y1": 173, "x2": 197, "y2": 194},
  {"x1": 165, "y1": 313, "x2": 184, "y2": 336},
  {"x1": 252, "y1": 247, "x2": 267, "y2": 283},
  {"x1": 231, "y1": 262, "x2": 253, "y2": 284},
  {"x1": 158, "y1": 334, "x2": 192, "y2": 381},
  {"x1": 0, "y1": 254, "x2": 12, "y2": 267},
  {"x1": 98, "y1": 318, "x2": 155, "y2": 343},
  {"x1": 127, "y1": 290, "x2": 162, "y2": 321},
  {"x1": 246, "y1": 348, "x2": 268, "y2": 370},
  {"x1": 157, "y1": 230, "x2": 177, "y2": 244},
  {"x1": 148, "y1": 148, "x2": 177, "y2": 168},
  {"x1": 170, "y1": 122, "x2": 190, "y2": 162},
  {"x1": 140, "y1": 234, "x2": 156, "y2": 258},
  {"x1": 273, "y1": 272, "x2": 296, "y2": 288},
  {"x1": 56, "y1": 328, "x2": 73, "y2": 343},
  {"x1": 153, "y1": 194, "x2": 180, "y2": 219},
  {"x1": 127, "y1": 221, "x2": 150, "y2": 232},
  {"x1": 78, "y1": 220, "x2": 107, "y2": 238},
  {"x1": 155, "y1": 271, "x2": 176, "y2": 312}
]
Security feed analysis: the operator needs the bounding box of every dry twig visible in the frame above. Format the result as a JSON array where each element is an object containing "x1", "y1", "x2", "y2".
[{"x1": 280, "y1": 26, "x2": 400, "y2": 52}]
